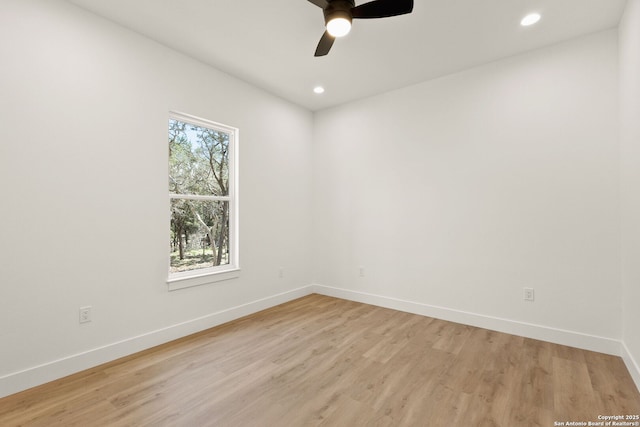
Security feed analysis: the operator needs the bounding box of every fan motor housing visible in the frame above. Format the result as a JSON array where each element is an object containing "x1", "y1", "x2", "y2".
[{"x1": 323, "y1": 0, "x2": 356, "y2": 25}]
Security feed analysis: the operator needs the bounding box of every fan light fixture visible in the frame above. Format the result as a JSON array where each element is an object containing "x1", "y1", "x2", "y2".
[{"x1": 327, "y1": 17, "x2": 352, "y2": 37}]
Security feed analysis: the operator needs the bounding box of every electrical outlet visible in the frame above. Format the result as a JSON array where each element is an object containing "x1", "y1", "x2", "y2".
[
  {"x1": 523, "y1": 288, "x2": 535, "y2": 302},
  {"x1": 359, "y1": 266, "x2": 365, "y2": 277},
  {"x1": 79, "y1": 306, "x2": 92, "y2": 324},
  {"x1": 278, "y1": 267, "x2": 284, "y2": 278}
]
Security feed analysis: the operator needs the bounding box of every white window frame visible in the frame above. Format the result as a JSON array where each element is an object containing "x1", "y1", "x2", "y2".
[{"x1": 166, "y1": 111, "x2": 239, "y2": 291}]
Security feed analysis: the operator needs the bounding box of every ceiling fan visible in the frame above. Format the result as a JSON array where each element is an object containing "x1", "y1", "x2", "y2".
[{"x1": 308, "y1": 0, "x2": 414, "y2": 57}]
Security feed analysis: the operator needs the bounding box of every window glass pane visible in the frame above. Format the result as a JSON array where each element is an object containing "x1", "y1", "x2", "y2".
[
  {"x1": 169, "y1": 119, "x2": 230, "y2": 196},
  {"x1": 170, "y1": 199, "x2": 230, "y2": 274}
]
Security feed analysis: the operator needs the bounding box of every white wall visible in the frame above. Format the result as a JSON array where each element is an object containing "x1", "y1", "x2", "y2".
[
  {"x1": 313, "y1": 31, "x2": 621, "y2": 352},
  {"x1": 0, "y1": 0, "x2": 313, "y2": 397},
  {"x1": 619, "y1": 0, "x2": 640, "y2": 387}
]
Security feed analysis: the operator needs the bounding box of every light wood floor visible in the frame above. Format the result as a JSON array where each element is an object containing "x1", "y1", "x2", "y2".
[{"x1": 1, "y1": 294, "x2": 639, "y2": 426}]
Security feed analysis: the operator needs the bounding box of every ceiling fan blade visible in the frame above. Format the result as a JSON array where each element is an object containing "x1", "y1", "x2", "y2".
[
  {"x1": 308, "y1": 0, "x2": 329, "y2": 8},
  {"x1": 352, "y1": 0, "x2": 413, "y2": 19},
  {"x1": 314, "y1": 31, "x2": 335, "y2": 57}
]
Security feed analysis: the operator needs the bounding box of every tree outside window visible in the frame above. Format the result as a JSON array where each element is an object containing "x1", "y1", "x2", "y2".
[{"x1": 168, "y1": 113, "x2": 237, "y2": 278}]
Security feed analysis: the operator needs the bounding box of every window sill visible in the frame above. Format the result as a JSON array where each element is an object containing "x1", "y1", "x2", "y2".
[{"x1": 167, "y1": 268, "x2": 240, "y2": 291}]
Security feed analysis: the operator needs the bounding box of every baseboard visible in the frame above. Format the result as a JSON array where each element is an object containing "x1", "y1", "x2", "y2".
[
  {"x1": 621, "y1": 341, "x2": 640, "y2": 393},
  {"x1": 312, "y1": 284, "x2": 622, "y2": 357},
  {"x1": 0, "y1": 285, "x2": 314, "y2": 399}
]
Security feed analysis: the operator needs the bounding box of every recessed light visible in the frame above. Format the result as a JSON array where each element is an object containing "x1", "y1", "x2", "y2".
[
  {"x1": 521, "y1": 13, "x2": 541, "y2": 26},
  {"x1": 313, "y1": 86, "x2": 325, "y2": 94}
]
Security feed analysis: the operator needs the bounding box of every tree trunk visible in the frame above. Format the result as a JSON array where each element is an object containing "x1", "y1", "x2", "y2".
[
  {"x1": 215, "y1": 205, "x2": 228, "y2": 265},
  {"x1": 192, "y1": 209, "x2": 218, "y2": 264},
  {"x1": 178, "y1": 226, "x2": 185, "y2": 260}
]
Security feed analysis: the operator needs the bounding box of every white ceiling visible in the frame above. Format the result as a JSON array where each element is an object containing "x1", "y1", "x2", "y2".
[{"x1": 65, "y1": 0, "x2": 626, "y2": 111}]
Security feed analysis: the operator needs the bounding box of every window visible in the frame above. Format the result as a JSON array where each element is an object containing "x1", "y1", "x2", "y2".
[{"x1": 167, "y1": 112, "x2": 238, "y2": 288}]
